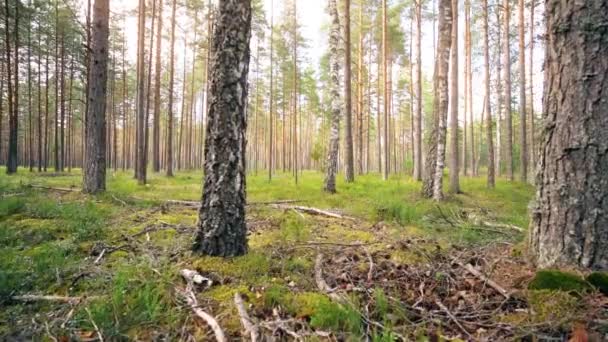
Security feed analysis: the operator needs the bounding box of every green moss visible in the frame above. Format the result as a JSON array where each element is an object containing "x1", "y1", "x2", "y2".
[
  {"x1": 309, "y1": 299, "x2": 362, "y2": 336},
  {"x1": 528, "y1": 270, "x2": 592, "y2": 293},
  {"x1": 527, "y1": 290, "x2": 582, "y2": 323},
  {"x1": 586, "y1": 272, "x2": 608, "y2": 295}
]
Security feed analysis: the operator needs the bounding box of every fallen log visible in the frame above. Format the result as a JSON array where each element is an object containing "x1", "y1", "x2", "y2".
[
  {"x1": 27, "y1": 185, "x2": 79, "y2": 192},
  {"x1": 234, "y1": 293, "x2": 260, "y2": 342}
]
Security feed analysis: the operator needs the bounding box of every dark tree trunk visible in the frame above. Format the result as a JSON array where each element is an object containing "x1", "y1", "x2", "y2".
[
  {"x1": 83, "y1": 0, "x2": 109, "y2": 194},
  {"x1": 3, "y1": 0, "x2": 12, "y2": 170},
  {"x1": 530, "y1": 0, "x2": 608, "y2": 270},
  {"x1": 7, "y1": 0, "x2": 19, "y2": 174},
  {"x1": 135, "y1": 0, "x2": 146, "y2": 184},
  {"x1": 193, "y1": 0, "x2": 252, "y2": 257},
  {"x1": 267, "y1": 0, "x2": 274, "y2": 181}
]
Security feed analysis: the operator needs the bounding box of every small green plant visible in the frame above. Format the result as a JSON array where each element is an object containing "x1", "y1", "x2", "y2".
[{"x1": 280, "y1": 214, "x2": 310, "y2": 242}]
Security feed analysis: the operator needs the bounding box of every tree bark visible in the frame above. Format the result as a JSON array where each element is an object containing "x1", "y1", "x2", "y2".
[
  {"x1": 166, "y1": 0, "x2": 177, "y2": 177},
  {"x1": 6, "y1": 0, "x2": 19, "y2": 174},
  {"x1": 83, "y1": 0, "x2": 109, "y2": 194},
  {"x1": 193, "y1": 0, "x2": 252, "y2": 257},
  {"x1": 412, "y1": 0, "x2": 422, "y2": 181},
  {"x1": 268, "y1": 0, "x2": 274, "y2": 181},
  {"x1": 431, "y1": 0, "x2": 452, "y2": 201},
  {"x1": 518, "y1": 0, "x2": 527, "y2": 182},
  {"x1": 483, "y1": 0, "x2": 495, "y2": 188},
  {"x1": 502, "y1": 0, "x2": 513, "y2": 180},
  {"x1": 323, "y1": 0, "x2": 342, "y2": 194},
  {"x1": 382, "y1": 0, "x2": 389, "y2": 181},
  {"x1": 153, "y1": 0, "x2": 163, "y2": 173},
  {"x1": 344, "y1": 0, "x2": 354, "y2": 183},
  {"x1": 530, "y1": 0, "x2": 608, "y2": 270},
  {"x1": 135, "y1": 0, "x2": 146, "y2": 184},
  {"x1": 448, "y1": 0, "x2": 459, "y2": 193}
]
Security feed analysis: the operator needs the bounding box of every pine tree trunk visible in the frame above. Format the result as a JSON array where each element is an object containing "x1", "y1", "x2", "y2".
[
  {"x1": 324, "y1": 0, "x2": 342, "y2": 193},
  {"x1": 382, "y1": 0, "x2": 389, "y2": 181},
  {"x1": 530, "y1": 0, "x2": 608, "y2": 270},
  {"x1": 343, "y1": 0, "x2": 354, "y2": 182},
  {"x1": 529, "y1": 0, "x2": 535, "y2": 176},
  {"x1": 268, "y1": 0, "x2": 274, "y2": 181},
  {"x1": 166, "y1": 0, "x2": 177, "y2": 177},
  {"x1": 153, "y1": 0, "x2": 162, "y2": 173},
  {"x1": 467, "y1": 0, "x2": 475, "y2": 177},
  {"x1": 292, "y1": 0, "x2": 299, "y2": 184},
  {"x1": 27, "y1": 0, "x2": 33, "y2": 172},
  {"x1": 448, "y1": 0, "x2": 459, "y2": 193},
  {"x1": 483, "y1": 0, "x2": 495, "y2": 188},
  {"x1": 6, "y1": 0, "x2": 19, "y2": 174},
  {"x1": 412, "y1": 0, "x2": 422, "y2": 181},
  {"x1": 193, "y1": 0, "x2": 252, "y2": 257},
  {"x1": 3, "y1": 0, "x2": 12, "y2": 171},
  {"x1": 518, "y1": 0, "x2": 527, "y2": 182},
  {"x1": 83, "y1": 0, "x2": 109, "y2": 194},
  {"x1": 135, "y1": 0, "x2": 146, "y2": 184},
  {"x1": 502, "y1": 0, "x2": 513, "y2": 180}
]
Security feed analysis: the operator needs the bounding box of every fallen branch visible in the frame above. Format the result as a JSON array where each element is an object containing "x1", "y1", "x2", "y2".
[
  {"x1": 364, "y1": 247, "x2": 374, "y2": 283},
  {"x1": 435, "y1": 299, "x2": 472, "y2": 340},
  {"x1": 314, "y1": 254, "x2": 341, "y2": 301},
  {"x1": 85, "y1": 307, "x2": 104, "y2": 342},
  {"x1": 11, "y1": 294, "x2": 99, "y2": 303},
  {"x1": 234, "y1": 293, "x2": 260, "y2": 342},
  {"x1": 179, "y1": 270, "x2": 226, "y2": 342},
  {"x1": 248, "y1": 199, "x2": 300, "y2": 206},
  {"x1": 180, "y1": 269, "x2": 212, "y2": 289},
  {"x1": 270, "y1": 204, "x2": 355, "y2": 220},
  {"x1": 481, "y1": 221, "x2": 524, "y2": 232},
  {"x1": 164, "y1": 199, "x2": 201, "y2": 207},
  {"x1": 456, "y1": 261, "x2": 511, "y2": 298}
]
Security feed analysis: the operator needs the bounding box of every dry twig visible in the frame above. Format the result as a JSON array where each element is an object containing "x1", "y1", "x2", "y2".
[{"x1": 234, "y1": 292, "x2": 260, "y2": 341}]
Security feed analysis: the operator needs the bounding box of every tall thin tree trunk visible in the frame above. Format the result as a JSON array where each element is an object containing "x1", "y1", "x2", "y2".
[
  {"x1": 292, "y1": 0, "x2": 299, "y2": 184},
  {"x1": 153, "y1": 0, "x2": 163, "y2": 172},
  {"x1": 431, "y1": 0, "x2": 452, "y2": 201},
  {"x1": 344, "y1": 0, "x2": 354, "y2": 182},
  {"x1": 502, "y1": 0, "x2": 513, "y2": 180},
  {"x1": 6, "y1": 0, "x2": 19, "y2": 174},
  {"x1": 518, "y1": 0, "x2": 527, "y2": 182},
  {"x1": 4, "y1": 0, "x2": 13, "y2": 172},
  {"x1": 268, "y1": 0, "x2": 274, "y2": 181},
  {"x1": 324, "y1": 0, "x2": 342, "y2": 193},
  {"x1": 530, "y1": 0, "x2": 608, "y2": 270},
  {"x1": 448, "y1": 0, "x2": 459, "y2": 193},
  {"x1": 135, "y1": 0, "x2": 146, "y2": 184},
  {"x1": 413, "y1": 0, "x2": 422, "y2": 181},
  {"x1": 467, "y1": 0, "x2": 475, "y2": 176},
  {"x1": 37, "y1": 24, "x2": 42, "y2": 171},
  {"x1": 166, "y1": 0, "x2": 177, "y2": 177},
  {"x1": 382, "y1": 0, "x2": 389, "y2": 181},
  {"x1": 529, "y1": 0, "x2": 535, "y2": 176},
  {"x1": 83, "y1": 0, "x2": 109, "y2": 194},
  {"x1": 193, "y1": 0, "x2": 252, "y2": 257},
  {"x1": 483, "y1": 0, "x2": 495, "y2": 188},
  {"x1": 27, "y1": 0, "x2": 33, "y2": 171}
]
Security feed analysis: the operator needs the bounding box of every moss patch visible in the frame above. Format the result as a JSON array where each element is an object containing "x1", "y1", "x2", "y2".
[
  {"x1": 528, "y1": 270, "x2": 592, "y2": 293},
  {"x1": 587, "y1": 272, "x2": 608, "y2": 296}
]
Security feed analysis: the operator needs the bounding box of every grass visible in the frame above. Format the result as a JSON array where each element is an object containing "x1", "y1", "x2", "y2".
[{"x1": 0, "y1": 167, "x2": 535, "y2": 339}]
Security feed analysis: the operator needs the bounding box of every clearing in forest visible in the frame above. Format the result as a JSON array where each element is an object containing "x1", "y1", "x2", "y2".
[{"x1": 0, "y1": 170, "x2": 606, "y2": 340}]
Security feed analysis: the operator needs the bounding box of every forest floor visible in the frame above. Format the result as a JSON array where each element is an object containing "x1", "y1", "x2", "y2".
[{"x1": 0, "y1": 169, "x2": 606, "y2": 341}]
